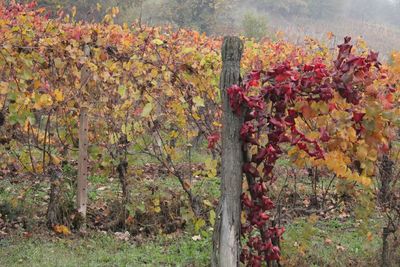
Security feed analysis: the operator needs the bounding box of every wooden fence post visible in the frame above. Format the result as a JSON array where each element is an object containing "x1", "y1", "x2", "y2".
[
  {"x1": 76, "y1": 44, "x2": 91, "y2": 231},
  {"x1": 212, "y1": 36, "x2": 244, "y2": 267},
  {"x1": 77, "y1": 106, "x2": 88, "y2": 230}
]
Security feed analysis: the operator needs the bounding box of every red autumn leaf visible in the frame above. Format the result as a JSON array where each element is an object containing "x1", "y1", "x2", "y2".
[
  {"x1": 329, "y1": 102, "x2": 337, "y2": 111},
  {"x1": 250, "y1": 70, "x2": 261, "y2": 80},
  {"x1": 320, "y1": 127, "x2": 330, "y2": 142},
  {"x1": 267, "y1": 246, "x2": 281, "y2": 261},
  {"x1": 270, "y1": 117, "x2": 284, "y2": 128},
  {"x1": 207, "y1": 133, "x2": 220, "y2": 149},
  {"x1": 253, "y1": 147, "x2": 268, "y2": 164},
  {"x1": 243, "y1": 163, "x2": 260, "y2": 178},
  {"x1": 248, "y1": 80, "x2": 259, "y2": 87},
  {"x1": 261, "y1": 196, "x2": 275, "y2": 210},
  {"x1": 353, "y1": 112, "x2": 365, "y2": 123},
  {"x1": 275, "y1": 73, "x2": 290, "y2": 83},
  {"x1": 259, "y1": 212, "x2": 269, "y2": 221}
]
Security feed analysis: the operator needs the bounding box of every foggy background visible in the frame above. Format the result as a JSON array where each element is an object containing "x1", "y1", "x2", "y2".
[{"x1": 15, "y1": 0, "x2": 400, "y2": 58}]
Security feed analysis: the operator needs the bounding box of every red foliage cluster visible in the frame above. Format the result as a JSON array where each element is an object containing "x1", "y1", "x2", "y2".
[
  {"x1": 334, "y1": 37, "x2": 381, "y2": 105},
  {"x1": 1, "y1": 1, "x2": 41, "y2": 19},
  {"x1": 227, "y1": 37, "x2": 382, "y2": 267}
]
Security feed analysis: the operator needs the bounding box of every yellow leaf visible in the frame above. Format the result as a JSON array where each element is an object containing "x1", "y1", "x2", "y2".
[
  {"x1": 112, "y1": 7, "x2": 119, "y2": 17},
  {"x1": 10, "y1": 198, "x2": 18, "y2": 208},
  {"x1": 359, "y1": 176, "x2": 372, "y2": 187},
  {"x1": 51, "y1": 155, "x2": 62, "y2": 165},
  {"x1": 53, "y1": 225, "x2": 71, "y2": 235},
  {"x1": 212, "y1": 121, "x2": 222, "y2": 127},
  {"x1": 308, "y1": 214, "x2": 319, "y2": 225},
  {"x1": 33, "y1": 80, "x2": 41, "y2": 89},
  {"x1": 0, "y1": 81, "x2": 9, "y2": 94},
  {"x1": 288, "y1": 146, "x2": 298, "y2": 157},
  {"x1": 340, "y1": 141, "x2": 348, "y2": 151},
  {"x1": 150, "y1": 68, "x2": 158, "y2": 78},
  {"x1": 71, "y1": 6, "x2": 77, "y2": 17},
  {"x1": 241, "y1": 211, "x2": 247, "y2": 224},
  {"x1": 169, "y1": 131, "x2": 179, "y2": 139},
  {"x1": 54, "y1": 89, "x2": 64, "y2": 102},
  {"x1": 356, "y1": 144, "x2": 368, "y2": 161},
  {"x1": 153, "y1": 198, "x2": 160, "y2": 206},
  {"x1": 204, "y1": 158, "x2": 218, "y2": 177},
  {"x1": 154, "y1": 206, "x2": 161, "y2": 213},
  {"x1": 347, "y1": 128, "x2": 357, "y2": 142},
  {"x1": 54, "y1": 58, "x2": 65, "y2": 69},
  {"x1": 367, "y1": 149, "x2": 378, "y2": 161},
  {"x1": 34, "y1": 94, "x2": 53, "y2": 109},
  {"x1": 305, "y1": 131, "x2": 319, "y2": 140},
  {"x1": 109, "y1": 133, "x2": 120, "y2": 144},
  {"x1": 203, "y1": 199, "x2": 213, "y2": 207},
  {"x1": 325, "y1": 151, "x2": 348, "y2": 177},
  {"x1": 153, "y1": 198, "x2": 161, "y2": 213}
]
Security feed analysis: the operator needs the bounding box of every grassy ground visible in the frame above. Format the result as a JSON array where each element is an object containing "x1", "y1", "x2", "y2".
[
  {"x1": 281, "y1": 217, "x2": 382, "y2": 266},
  {"x1": 0, "y1": 215, "x2": 389, "y2": 267},
  {"x1": 0, "y1": 233, "x2": 211, "y2": 267},
  {"x1": 0, "y1": 161, "x2": 398, "y2": 267}
]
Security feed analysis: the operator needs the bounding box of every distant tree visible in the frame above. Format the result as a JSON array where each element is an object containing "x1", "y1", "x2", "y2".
[
  {"x1": 306, "y1": 0, "x2": 346, "y2": 19},
  {"x1": 251, "y1": 0, "x2": 309, "y2": 16},
  {"x1": 18, "y1": 0, "x2": 136, "y2": 22},
  {"x1": 157, "y1": 0, "x2": 233, "y2": 34},
  {"x1": 241, "y1": 12, "x2": 269, "y2": 40},
  {"x1": 158, "y1": 0, "x2": 212, "y2": 33}
]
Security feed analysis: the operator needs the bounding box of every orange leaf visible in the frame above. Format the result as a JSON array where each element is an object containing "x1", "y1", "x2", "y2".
[{"x1": 53, "y1": 225, "x2": 71, "y2": 236}]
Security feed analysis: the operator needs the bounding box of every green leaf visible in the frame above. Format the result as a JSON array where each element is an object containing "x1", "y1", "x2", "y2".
[
  {"x1": 365, "y1": 104, "x2": 381, "y2": 117},
  {"x1": 363, "y1": 120, "x2": 375, "y2": 132},
  {"x1": 193, "y1": 96, "x2": 205, "y2": 108},
  {"x1": 141, "y1": 102, "x2": 154, "y2": 117},
  {"x1": 109, "y1": 133, "x2": 120, "y2": 144},
  {"x1": 21, "y1": 70, "x2": 33, "y2": 81},
  {"x1": 152, "y1": 39, "x2": 163, "y2": 46},
  {"x1": 137, "y1": 202, "x2": 146, "y2": 212},
  {"x1": 209, "y1": 210, "x2": 216, "y2": 226},
  {"x1": 118, "y1": 85, "x2": 126, "y2": 98},
  {"x1": 182, "y1": 47, "x2": 196, "y2": 54},
  {"x1": 195, "y1": 218, "x2": 206, "y2": 232},
  {"x1": 382, "y1": 111, "x2": 394, "y2": 120}
]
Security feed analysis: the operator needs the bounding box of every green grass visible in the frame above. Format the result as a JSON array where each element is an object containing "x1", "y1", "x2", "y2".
[
  {"x1": 0, "y1": 233, "x2": 211, "y2": 267},
  {"x1": 282, "y1": 217, "x2": 382, "y2": 266},
  {"x1": 0, "y1": 214, "x2": 389, "y2": 267}
]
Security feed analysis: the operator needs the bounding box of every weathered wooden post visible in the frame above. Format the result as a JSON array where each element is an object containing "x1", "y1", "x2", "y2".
[
  {"x1": 76, "y1": 44, "x2": 91, "y2": 231},
  {"x1": 76, "y1": 106, "x2": 88, "y2": 230},
  {"x1": 212, "y1": 36, "x2": 244, "y2": 267},
  {"x1": 379, "y1": 153, "x2": 394, "y2": 267}
]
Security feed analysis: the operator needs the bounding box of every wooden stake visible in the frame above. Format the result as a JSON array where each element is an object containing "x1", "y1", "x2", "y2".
[
  {"x1": 77, "y1": 107, "x2": 88, "y2": 229},
  {"x1": 212, "y1": 36, "x2": 244, "y2": 267}
]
